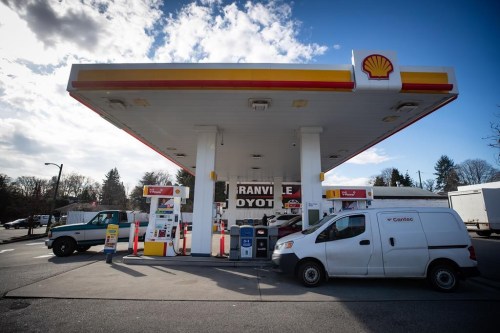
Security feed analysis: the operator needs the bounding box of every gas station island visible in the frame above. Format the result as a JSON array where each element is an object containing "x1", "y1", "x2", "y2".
[{"x1": 67, "y1": 50, "x2": 458, "y2": 257}]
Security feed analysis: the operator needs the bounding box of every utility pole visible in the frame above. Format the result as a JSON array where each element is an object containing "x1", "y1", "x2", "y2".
[
  {"x1": 45, "y1": 163, "x2": 63, "y2": 233},
  {"x1": 418, "y1": 170, "x2": 423, "y2": 189}
]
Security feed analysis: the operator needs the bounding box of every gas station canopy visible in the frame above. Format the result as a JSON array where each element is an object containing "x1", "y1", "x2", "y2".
[{"x1": 67, "y1": 51, "x2": 457, "y2": 182}]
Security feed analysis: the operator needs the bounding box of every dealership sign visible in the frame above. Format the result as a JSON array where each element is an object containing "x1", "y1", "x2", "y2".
[
  {"x1": 236, "y1": 184, "x2": 274, "y2": 208},
  {"x1": 235, "y1": 184, "x2": 303, "y2": 209}
]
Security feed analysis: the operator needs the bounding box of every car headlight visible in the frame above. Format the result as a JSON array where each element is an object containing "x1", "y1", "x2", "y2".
[{"x1": 276, "y1": 240, "x2": 294, "y2": 250}]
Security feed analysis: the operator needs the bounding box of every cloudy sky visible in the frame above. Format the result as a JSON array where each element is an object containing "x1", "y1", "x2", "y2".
[{"x1": 1, "y1": 0, "x2": 499, "y2": 192}]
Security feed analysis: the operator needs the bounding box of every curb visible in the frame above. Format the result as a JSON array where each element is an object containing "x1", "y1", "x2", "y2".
[{"x1": 123, "y1": 254, "x2": 274, "y2": 268}]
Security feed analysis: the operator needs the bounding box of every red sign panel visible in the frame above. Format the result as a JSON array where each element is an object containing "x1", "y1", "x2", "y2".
[
  {"x1": 145, "y1": 186, "x2": 174, "y2": 196},
  {"x1": 339, "y1": 189, "x2": 367, "y2": 199}
]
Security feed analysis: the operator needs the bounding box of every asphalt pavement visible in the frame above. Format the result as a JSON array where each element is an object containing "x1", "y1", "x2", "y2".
[
  {"x1": 0, "y1": 224, "x2": 498, "y2": 301},
  {"x1": 2, "y1": 229, "x2": 499, "y2": 302}
]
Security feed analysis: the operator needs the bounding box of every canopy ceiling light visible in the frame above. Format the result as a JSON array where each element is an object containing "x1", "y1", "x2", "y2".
[
  {"x1": 249, "y1": 98, "x2": 271, "y2": 111},
  {"x1": 108, "y1": 98, "x2": 127, "y2": 110},
  {"x1": 396, "y1": 102, "x2": 419, "y2": 113},
  {"x1": 292, "y1": 99, "x2": 308, "y2": 108},
  {"x1": 382, "y1": 115, "x2": 400, "y2": 122}
]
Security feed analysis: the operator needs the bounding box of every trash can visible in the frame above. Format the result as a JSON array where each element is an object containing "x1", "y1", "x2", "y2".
[
  {"x1": 253, "y1": 226, "x2": 269, "y2": 259},
  {"x1": 240, "y1": 226, "x2": 253, "y2": 259},
  {"x1": 229, "y1": 225, "x2": 240, "y2": 260}
]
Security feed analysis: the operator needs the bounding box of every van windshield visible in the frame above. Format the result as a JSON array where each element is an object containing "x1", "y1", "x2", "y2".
[{"x1": 302, "y1": 215, "x2": 336, "y2": 235}]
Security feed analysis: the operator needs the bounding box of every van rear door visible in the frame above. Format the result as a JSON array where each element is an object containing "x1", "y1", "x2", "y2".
[{"x1": 377, "y1": 211, "x2": 429, "y2": 277}]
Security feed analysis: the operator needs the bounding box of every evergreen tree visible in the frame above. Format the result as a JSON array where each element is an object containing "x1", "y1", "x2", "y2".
[
  {"x1": 372, "y1": 168, "x2": 413, "y2": 187},
  {"x1": 176, "y1": 169, "x2": 195, "y2": 212},
  {"x1": 434, "y1": 155, "x2": 459, "y2": 192},
  {"x1": 101, "y1": 168, "x2": 127, "y2": 208},
  {"x1": 402, "y1": 171, "x2": 414, "y2": 187},
  {"x1": 0, "y1": 174, "x2": 13, "y2": 222},
  {"x1": 390, "y1": 168, "x2": 403, "y2": 186},
  {"x1": 372, "y1": 176, "x2": 386, "y2": 186}
]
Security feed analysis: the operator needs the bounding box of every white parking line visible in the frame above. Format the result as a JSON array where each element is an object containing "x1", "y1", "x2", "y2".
[
  {"x1": 34, "y1": 254, "x2": 55, "y2": 258},
  {"x1": 0, "y1": 249, "x2": 15, "y2": 254},
  {"x1": 26, "y1": 242, "x2": 46, "y2": 246}
]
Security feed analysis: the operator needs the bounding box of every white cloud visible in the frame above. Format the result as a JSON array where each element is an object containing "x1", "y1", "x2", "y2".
[
  {"x1": 346, "y1": 147, "x2": 393, "y2": 165},
  {"x1": 0, "y1": 0, "x2": 328, "y2": 185},
  {"x1": 153, "y1": 1, "x2": 327, "y2": 63},
  {"x1": 323, "y1": 172, "x2": 371, "y2": 186},
  {"x1": 333, "y1": 44, "x2": 341, "y2": 50}
]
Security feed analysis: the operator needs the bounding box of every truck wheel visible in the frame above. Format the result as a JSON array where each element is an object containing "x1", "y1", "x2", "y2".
[
  {"x1": 76, "y1": 245, "x2": 91, "y2": 253},
  {"x1": 476, "y1": 231, "x2": 491, "y2": 237},
  {"x1": 428, "y1": 264, "x2": 459, "y2": 292},
  {"x1": 298, "y1": 260, "x2": 324, "y2": 287},
  {"x1": 52, "y1": 238, "x2": 76, "y2": 257}
]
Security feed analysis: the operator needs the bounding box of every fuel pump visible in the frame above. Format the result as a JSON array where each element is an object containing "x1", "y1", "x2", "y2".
[{"x1": 142, "y1": 185, "x2": 189, "y2": 257}]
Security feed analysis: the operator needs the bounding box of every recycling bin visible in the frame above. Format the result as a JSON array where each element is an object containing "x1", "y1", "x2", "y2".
[{"x1": 240, "y1": 226, "x2": 253, "y2": 259}]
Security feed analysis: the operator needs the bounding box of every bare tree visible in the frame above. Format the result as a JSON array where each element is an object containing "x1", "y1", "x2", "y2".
[
  {"x1": 484, "y1": 111, "x2": 499, "y2": 165},
  {"x1": 380, "y1": 168, "x2": 394, "y2": 186},
  {"x1": 456, "y1": 159, "x2": 498, "y2": 185},
  {"x1": 61, "y1": 173, "x2": 97, "y2": 198},
  {"x1": 423, "y1": 179, "x2": 435, "y2": 192},
  {"x1": 14, "y1": 176, "x2": 46, "y2": 197},
  {"x1": 153, "y1": 170, "x2": 173, "y2": 185}
]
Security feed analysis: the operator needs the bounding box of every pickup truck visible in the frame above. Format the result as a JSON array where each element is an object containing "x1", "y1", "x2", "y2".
[{"x1": 45, "y1": 210, "x2": 149, "y2": 257}]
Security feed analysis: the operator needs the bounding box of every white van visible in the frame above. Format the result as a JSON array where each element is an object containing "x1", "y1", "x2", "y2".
[
  {"x1": 34, "y1": 215, "x2": 53, "y2": 226},
  {"x1": 272, "y1": 207, "x2": 479, "y2": 292}
]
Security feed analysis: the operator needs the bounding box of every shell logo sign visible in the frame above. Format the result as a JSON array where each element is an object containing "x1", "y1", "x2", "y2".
[{"x1": 362, "y1": 54, "x2": 393, "y2": 79}]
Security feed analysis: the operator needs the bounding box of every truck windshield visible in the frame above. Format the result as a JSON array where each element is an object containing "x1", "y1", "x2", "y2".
[{"x1": 302, "y1": 215, "x2": 336, "y2": 235}]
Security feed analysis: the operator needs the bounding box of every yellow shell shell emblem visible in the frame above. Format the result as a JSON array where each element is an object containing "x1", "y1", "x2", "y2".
[{"x1": 362, "y1": 54, "x2": 394, "y2": 79}]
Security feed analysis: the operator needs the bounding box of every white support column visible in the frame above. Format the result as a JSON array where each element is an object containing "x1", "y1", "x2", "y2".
[
  {"x1": 191, "y1": 126, "x2": 217, "y2": 256},
  {"x1": 273, "y1": 177, "x2": 283, "y2": 212},
  {"x1": 299, "y1": 127, "x2": 323, "y2": 229}
]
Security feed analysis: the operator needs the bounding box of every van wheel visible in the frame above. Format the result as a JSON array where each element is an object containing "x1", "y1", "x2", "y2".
[
  {"x1": 476, "y1": 231, "x2": 491, "y2": 237},
  {"x1": 428, "y1": 264, "x2": 459, "y2": 292},
  {"x1": 298, "y1": 261, "x2": 324, "y2": 287},
  {"x1": 52, "y1": 238, "x2": 76, "y2": 257},
  {"x1": 76, "y1": 245, "x2": 91, "y2": 253}
]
